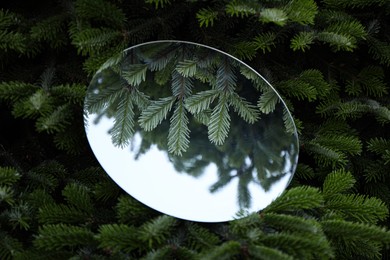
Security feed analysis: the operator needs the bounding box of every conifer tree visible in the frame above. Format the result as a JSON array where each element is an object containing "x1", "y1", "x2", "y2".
[{"x1": 1, "y1": 0, "x2": 390, "y2": 259}]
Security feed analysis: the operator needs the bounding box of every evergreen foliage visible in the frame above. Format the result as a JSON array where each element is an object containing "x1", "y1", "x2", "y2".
[{"x1": 1, "y1": 0, "x2": 390, "y2": 258}]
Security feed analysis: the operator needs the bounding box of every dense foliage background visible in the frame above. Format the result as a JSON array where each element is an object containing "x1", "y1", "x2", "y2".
[{"x1": 1, "y1": 0, "x2": 390, "y2": 259}]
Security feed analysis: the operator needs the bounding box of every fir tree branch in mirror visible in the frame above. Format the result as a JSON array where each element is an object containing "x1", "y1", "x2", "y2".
[{"x1": 84, "y1": 41, "x2": 293, "y2": 156}]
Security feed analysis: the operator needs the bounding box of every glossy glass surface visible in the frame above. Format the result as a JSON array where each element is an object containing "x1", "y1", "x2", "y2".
[{"x1": 84, "y1": 41, "x2": 299, "y2": 222}]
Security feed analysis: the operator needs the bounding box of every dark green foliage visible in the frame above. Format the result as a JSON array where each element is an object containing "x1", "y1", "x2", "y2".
[
  {"x1": 33, "y1": 224, "x2": 96, "y2": 250},
  {"x1": 263, "y1": 186, "x2": 324, "y2": 213},
  {"x1": 1, "y1": 0, "x2": 390, "y2": 259},
  {"x1": 97, "y1": 224, "x2": 139, "y2": 253}
]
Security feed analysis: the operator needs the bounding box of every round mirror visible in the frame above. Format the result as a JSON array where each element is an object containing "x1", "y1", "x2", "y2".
[{"x1": 84, "y1": 40, "x2": 299, "y2": 222}]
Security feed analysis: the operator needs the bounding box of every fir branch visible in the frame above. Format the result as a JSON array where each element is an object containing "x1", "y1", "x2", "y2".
[
  {"x1": 263, "y1": 213, "x2": 322, "y2": 235},
  {"x1": 200, "y1": 241, "x2": 241, "y2": 259},
  {"x1": 356, "y1": 66, "x2": 387, "y2": 97},
  {"x1": 95, "y1": 50, "x2": 126, "y2": 74},
  {"x1": 313, "y1": 134, "x2": 362, "y2": 156},
  {"x1": 229, "y1": 41, "x2": 258, "y2": 60},
  {"x1": 317, "y1": 31, "x2": 356, "y2": 51},
  {"x1": 132, "y1": 87, "x2": 150, "y2": 110},
  {"x1": 278, "y1": 69, "x2": 330, "y2": 101},
  {"x1": 257, "y1": 89, "x2": 279, "y2": 114},
  {"x1": 186, "y1": 223, "x2": 221, "y2": 251},
  {"x1": 82, "y1": 44, "x2": 127, "y2": 75},
  {"x1": 72, "y1": 28, "x2": 122, "y2": 56},
  {"x1": 247, "y1": 245, "x2": 293, "y2": 260},
  {"x1": 0, "y1": 185, "x2": 14, "y2": 205},
  {"x1": 252, "y1": 32, "x2": 277, "y2": 53},
  {"x1": 53, "y1": 129, "x2": 83, "y2": 155},
  {"x1": 143, "y1": 43, "x2": 177, "y2": 71},
  {"x1": 239, "y1": 66, "x2": 271, "y2": 92},
  {"x1": 185, "y1": 90, "x2": 219, "y2": 114},
  {"x1": 26, "y1": 161, "x2": 63, "y2": 192},
  {"x1": 237, "y1": 173, "x2": 252, "y2": 208},
  {"x1": 176, "y1": 59, "x2": 197, "y2": 77},
  {"x1": 259, "y1": 8, "x2": 288, "y2": 26},
  {"x1": 323, "y1": 0, "x2": 387, "y2": 8},
  {"x1": 116, "y1": 196, "x2": 158, "y2": 225},
  {"x1": 290, "y1": 31, "x2": 315, "y2": 52},
  {"x1": 322, "y1": 169, "x2": 356, "y2": 197},
  {"x1": 216, "y1": 57, "x2": 236, "y2": 92},
  {"x1": 363, "y1": 162, "x2": 388, "y2": 183},
  {"x1": 298, "y1": 70, "x2": 331, "y2": 98},
  {"x1": 93, "y1": 178, "x2": 122, "y2": 202},
  {"x1": 295, "y1": 164, "x2": 315, "y2": 181},
  {"x1": 283, "y1": 107, "x2": 300, "y2": 134},
  {"x1": 50, "y1": 84, "x2": 86, "y2": 105},
  {"x1": 193, "y1": 110, "x2": 212, "y2": 125},
  {"x1": 225, "y1": 0, "x2": 257, "y2": 18},
  {"x1": 111, "y1": 89, "x2": 135, "y2": 148},
  {"x1": 0, "y1": 81, "x2": 38, "y2": 102},
  {"x1": 326, "y1": 194, "x2": 389, "y2": 223},
  {"x1": 145, "y1": 0, "x2": 172, "y2": 9},
  {"x1": 0, "y1": 167, "x2": 20, "y2": 185},
  {"x1": 84, "y1": 76, "x2": 124, "y2": 114},
  {"x1": 262, "y1": 232, "x2": 334, "y2": 259},
  {"x1": 373, "y1": 106, "x2": 390, "y2": 125},
  {"x1": 318, "y1": 9, "x2": 357, "y2": 24},
  {"x1": 122, "y1": 64, "x2": 148, "y2": 87},
  {"x1": 146, "y1": 246, "x2": 198, "y2": 259},
  {"x1": 75, "y1": 0, "x2": 126, "y2": 28},
  {"x1": 264, "y1": 186, "x2": 324, "y2": 213},
  {"x1": 97, "y1": 224, "x2": 139, "y2": 253},
  {"x1": 0, "y1": 30, "x2": 27, "y2": 53},
  {"x1": 13, "y1": 249, "x2": 73, "y2": 259},
  {"x1": 194, "y1": 69, "x2": 217, "y2": 86},
  {"x1": 139, "y1": 96, "x2": 176, "y2": 132},
  {"x1": 228, "y1": 92, "x2": 260, "y2": 124},
  {"x1": 171, "y1": 70, "x2": 193, "y2": 98},
  {"x1": 209, "y1": 172, "x2": 234, "y2": 193},
  {"x1": 38, "y1": 204, "x2": 90, "y2": 224},
  {"x1": 168, "y1": 100, "x2": 190, "y2": 156},
  {"x1": 284, "y1": 0, "x2": 318, "y2": 25},
  {"x1": 139, "y1": 215, "x2": 178, "y2": 248},
  {"x1": 208, "y1": 93, "x2": 231, "y2": 145},
  {"x1": 322, "y1": 220, "x2": 390, "y2": 258},
  {"x1": 154, "y1": 60, "x2": 175, "y2": 85},
  {"x1": 0, "y1": 9, "x2": 21, "y2": 29},
  {"x1": 12, "y1": 90, "x2": 53, "y2": 119},
  {"x1": 333, "y1": 100, "x2": 367, "y2": 119},
  {"x1": 62, "y1": 183, "x2": 93, "y2": 214},
  {"x1": 196, "y1": 8, "x2": 218, "y2": 27},
  {"x1": 326, "y1": 20, "x2": 367, "y2": 39},
  {"x1": 367, "y1": 36, "x2": 390, "y2": 67},
  {"x1": 30, "y1": 14, "x2": 68, "y2": 49},
  {"x1": 28, "y1": 189, "x2": 55, "y2": 208},
  {"x1": 35, "y1": 104, "x2": 71, "y2": 134},
  {"x1": 383, "y1": 150, "x2": 390, "y2": 165},
  {"x1": 305, "y1": 142, "x2": 347, "y2": 167},
  {"x1": 367, "y1": 137, "x2": 390, "y2": 154},
  {"x1": 0, "y1": 234, "x2": 22, "y2": 260},
  {"x1": 34, "y1": 224, "x2": 96, "y2": 250}
]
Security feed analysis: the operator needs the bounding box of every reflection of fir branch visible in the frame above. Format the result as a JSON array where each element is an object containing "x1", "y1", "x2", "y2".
[
  {"x1": 88, "y1": 42, "x2": 290, "y2": 155},
  {"x1": 111, "y1": 90, "x2": 135, "y2": 148},
  {"x1": 139, "y1": 96, "x2": 176, "y2": 132},
  {"x1": 168, "y1": 100, "x2": 190, "y2": 156}
]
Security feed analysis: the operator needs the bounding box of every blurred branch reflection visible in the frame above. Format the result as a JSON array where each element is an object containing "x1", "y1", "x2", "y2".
[{"x1": 133, "y1": 106, "x2": 297, "y2": 209}]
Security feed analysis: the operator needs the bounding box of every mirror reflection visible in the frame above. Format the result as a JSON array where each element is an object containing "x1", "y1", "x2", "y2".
[{"x1": 84, "y1": 41, "x2": 299, "y2": 222}]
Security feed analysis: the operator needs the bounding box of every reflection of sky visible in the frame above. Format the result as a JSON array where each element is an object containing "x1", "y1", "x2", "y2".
[{"x1": 86, "y1": 114, "x2": 293, "y2": 222}]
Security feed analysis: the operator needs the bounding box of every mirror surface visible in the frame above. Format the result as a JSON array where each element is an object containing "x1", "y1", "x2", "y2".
[{"x1": 84, "y1": 41, "x2": 299, "y2": 222}]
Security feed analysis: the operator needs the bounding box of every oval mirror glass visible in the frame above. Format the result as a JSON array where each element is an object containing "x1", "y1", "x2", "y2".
[{"x1": 84, "y1": 41, "x2": 299, "y2": 222}]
